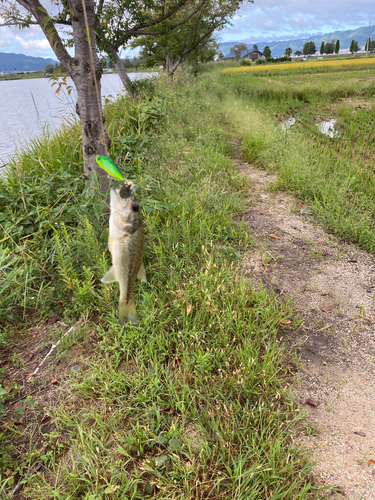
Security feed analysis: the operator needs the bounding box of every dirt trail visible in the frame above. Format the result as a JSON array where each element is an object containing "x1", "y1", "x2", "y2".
[{"x1": 236, "y1": 158, "x2": 375, "y2": 499}]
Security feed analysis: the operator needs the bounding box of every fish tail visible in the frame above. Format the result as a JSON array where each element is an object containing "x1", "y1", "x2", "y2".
[{"x1": 119, "y1": 299, "x2": 137, "y2": 325}]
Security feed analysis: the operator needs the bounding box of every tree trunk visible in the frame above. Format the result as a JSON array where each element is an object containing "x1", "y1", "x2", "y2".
[
  {"x1": 15, "y1": 0, "x2": 111, "y2": 191},
  {"x1": 69, "y1": 0, "x2": 111, "y2": 191},
  {"x1": 166, "y1": 52, "x2": 182, "y2": 78},
  {"x1": 111, "y1": 48, "x2": 135, "y2": 98}
]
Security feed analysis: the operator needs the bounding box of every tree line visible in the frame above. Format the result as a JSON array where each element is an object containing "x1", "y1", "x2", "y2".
[
  {"x1": 228, "y1": 37, "x2": 374, "y2": 61},
  {"x1": 294, "y1": 38, "x2": 375, "y2": 57}
]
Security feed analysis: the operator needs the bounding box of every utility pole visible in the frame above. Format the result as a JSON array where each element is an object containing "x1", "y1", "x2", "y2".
[{"x1": 366, "y1": 21, "x2": 371, "y2": 57}]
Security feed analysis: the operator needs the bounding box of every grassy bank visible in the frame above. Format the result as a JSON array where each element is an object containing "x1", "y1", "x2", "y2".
[
  {"x1": 0, "y1": 78, "x2": 313, "y2": 497},
  {"x1": 0, "y1": 71, "x2": 45, "y2": 81},
  {"x1": 196, "y1": 62, "x2": 375, "y2": 253}
]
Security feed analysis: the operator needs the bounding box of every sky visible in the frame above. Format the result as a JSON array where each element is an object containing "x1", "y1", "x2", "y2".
[
  {"x1": 223, "y1": 0, "x2": 375, "y2": 42},
  {"x1": 0, "y1": 0, "x2": 374, "y2": 59}
]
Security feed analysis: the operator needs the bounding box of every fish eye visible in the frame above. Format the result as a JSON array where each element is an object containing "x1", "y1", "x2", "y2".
[{"x1": 132, "y1": 202, "x2": 139, "y2": 212}]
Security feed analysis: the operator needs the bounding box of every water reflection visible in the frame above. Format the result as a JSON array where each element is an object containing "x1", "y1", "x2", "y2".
[{"x1": 0, "y1": 72, "x2": 152, "y2": 165}]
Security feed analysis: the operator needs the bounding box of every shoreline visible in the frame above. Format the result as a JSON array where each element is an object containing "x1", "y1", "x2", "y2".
[{"x1": 0, "y1": 68, "x2": 155, "y2": 82}]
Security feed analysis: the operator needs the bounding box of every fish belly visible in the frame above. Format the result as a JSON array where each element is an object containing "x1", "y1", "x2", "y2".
[{"x1": 113, "y1": 230, "x2": 144, "y2": 324}]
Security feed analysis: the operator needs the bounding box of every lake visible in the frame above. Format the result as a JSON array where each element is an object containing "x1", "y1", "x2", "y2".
[{"x1": 0, "y1": 72, "x2": 150, "y2": 165}]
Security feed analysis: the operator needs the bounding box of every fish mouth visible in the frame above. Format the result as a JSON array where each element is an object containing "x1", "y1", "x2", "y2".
[{"x1": 119, "y1": 182, "x2": 134, "y2": 199}]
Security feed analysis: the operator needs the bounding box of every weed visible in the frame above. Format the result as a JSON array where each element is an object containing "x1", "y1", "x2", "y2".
[
  {"x1": 335, "y1": 379, "x2": 347, "y2": 391},
  {"x1": 357, "y1": 453, "x2": 367, "y2": 466},
  {"x1": 311, "y1": 249, "x2": 323, "y2": 259},
  {"x1": 308, "y1": 283, "x2": 320, "y2": 292},
  {"x1": 197, "y1": 64, "x2": 375, "y2": 254},
  {"x1": 9, "y1": 353, "x2": 25, "y2": 368},
  {"x1": 343, "y1": 333, "x2": 350, "y2": 349},
  {"x1": 325, "y1": 400, "x2": 336, "y2": 412},
  {"x1": 0, "y1": 77, "x2": 315, "y2": 498}
]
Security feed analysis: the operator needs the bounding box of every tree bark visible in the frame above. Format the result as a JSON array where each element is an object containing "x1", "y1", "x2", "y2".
[
  {"x1": 166, "y1": 52, "x2": 182, "y2": 78},
  {"x1": 14, "y1": 0, "x2": 111, "y2": 192},
  {"x1": 68, "y1": 0, "x2": 111, "y2": 191},
  {"x1": 110, "y1": 48, "x2": 135, "y2": 98}
]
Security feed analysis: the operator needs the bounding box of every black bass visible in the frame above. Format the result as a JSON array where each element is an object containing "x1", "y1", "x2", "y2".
[{"x1": 101, "y1": 182, "x2": 146, "y2": 324}]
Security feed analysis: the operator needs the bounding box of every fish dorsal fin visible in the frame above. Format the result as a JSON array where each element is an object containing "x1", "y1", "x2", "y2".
[{"x1": 101, "y1": 266, "x2": 117, "y2": 283}]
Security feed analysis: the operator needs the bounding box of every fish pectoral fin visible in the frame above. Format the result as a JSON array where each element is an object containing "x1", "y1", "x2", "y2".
[
  {"x1": 137, "y1": 262, "x2": 147, "y2": 283},
  {"x1": 101, "y1": 266, "x2": 117, "y2": 283},
  {"x1": 119, "y1": 299, "x2": 137, "y2": 325}
]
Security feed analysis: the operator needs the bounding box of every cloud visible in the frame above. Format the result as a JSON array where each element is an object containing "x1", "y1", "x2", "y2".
[
  {"x1": 0, "y1": 39, "x2": 8, "y2": 47},
  {"x1": 15, "y1": 35, "x2": 50, "y2": 51},
  {"x1": 223, "y1": 0, "x2": 375, "y2": 41}
]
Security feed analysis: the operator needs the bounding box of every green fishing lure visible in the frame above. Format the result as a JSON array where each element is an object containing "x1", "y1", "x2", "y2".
[{"x1": 96, "y1": 155, "x2": 125, "y2": 181}]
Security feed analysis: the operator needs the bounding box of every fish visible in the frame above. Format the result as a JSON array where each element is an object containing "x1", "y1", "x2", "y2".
[
  {"x1": 96, "y1": 155, "x2": 125, "y2": 181},
  {"x1": 101, "y1": 182, "x2": 146, "y2": 324}
]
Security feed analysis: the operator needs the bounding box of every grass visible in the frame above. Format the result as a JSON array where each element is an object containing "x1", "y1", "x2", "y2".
[
  {"x1": 0, "y1": 77, "x2": 315, "y2": 497},
  {"x1": 195, "y1": 62, "x2": 375, "y2": 253}
]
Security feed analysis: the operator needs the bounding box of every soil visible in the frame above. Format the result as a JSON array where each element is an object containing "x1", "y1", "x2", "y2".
[
  {"x1": 0, "y1": 317, "x2": 101, "y2": 498},
  {"x1": 235, "y1": 154, "x2": 375, "y2": 499}
]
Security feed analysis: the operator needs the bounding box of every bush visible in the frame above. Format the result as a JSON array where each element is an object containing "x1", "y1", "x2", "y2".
[
  {"x1": 131, "y1": 75, "x2": 158, "y2": 97},
  {"x1": 239, "y1": 59, "x2": 251, "y2": 66},
  {"x1": 255, "y1": 59, "x2": 268, "y2": 65},
  {"x1": 266, "y1": 56, "x2": 292, "y2": 64}
]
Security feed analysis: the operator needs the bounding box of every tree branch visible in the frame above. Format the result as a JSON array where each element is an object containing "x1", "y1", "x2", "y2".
[
  {"x1": 114, "y1": 1, "x2": 207, "y2": 53},
  {"x1": 97, "y1": 0, "x2": 105, "y2": 17},
  {"x1": 113, "y1": 0, "x2": 189, "y2": 50}
]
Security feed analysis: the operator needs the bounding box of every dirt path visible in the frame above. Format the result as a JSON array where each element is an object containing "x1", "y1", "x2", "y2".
[{"x1": 236, "y1": 158, "x2": 375, "y2": 499}]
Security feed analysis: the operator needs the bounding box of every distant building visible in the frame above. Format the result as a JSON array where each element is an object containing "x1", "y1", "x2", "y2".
[
  {"x1": 242, "y1": 50, "x2": 266, "y2": 61},
  {"x1": 221, "y1": 49, "x2": 266, "y2": 62}
]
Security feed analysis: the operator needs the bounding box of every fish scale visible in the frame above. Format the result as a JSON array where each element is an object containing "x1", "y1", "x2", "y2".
[{"x1": 101, "y1": 184, "x2": 146, "y2": 324}]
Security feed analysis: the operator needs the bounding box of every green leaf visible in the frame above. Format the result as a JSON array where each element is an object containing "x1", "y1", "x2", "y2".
[
  {"x1": 169, "y1": 438, "x2": 181, "y2": 451},
  {"x1": 155, "y1": 435, "x2": 167, "y2": 445},
  {"x1": 104, "y1": 485, "x2": 119, "y2": 494},
  {"x1": 155, "y1": 455, "x2": 168, "y2": 466},
  {"x1": 37, "y1": 6, "x2": 47, "y2": 13},
  {"x1": 117, "y1": 445, "x2": 128, "y2": 455},
  {"x1": 0, "y1": 387, "x2": 8, "y2": 396}
]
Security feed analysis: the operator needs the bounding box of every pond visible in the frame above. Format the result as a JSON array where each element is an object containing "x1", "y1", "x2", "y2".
[{"x1": 0, "y1": 72, "x2": 152, "y2": 165}]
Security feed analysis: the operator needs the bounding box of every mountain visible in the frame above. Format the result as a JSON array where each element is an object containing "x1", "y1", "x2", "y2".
[
  {"x1": 0, "y1": 52, "x2": 58, "y2": 72},
  {"x1": 220, "y1": 26, "x2": 375, "y2": 57}
]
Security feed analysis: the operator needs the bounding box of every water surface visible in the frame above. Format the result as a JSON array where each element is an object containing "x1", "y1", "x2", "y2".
[{"x1": 0, "y1": 73, "x2": 149, "y2": 165}]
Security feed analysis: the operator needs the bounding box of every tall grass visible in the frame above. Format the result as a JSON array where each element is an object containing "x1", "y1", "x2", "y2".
[
  {"x1": 194, "y1": 67, "x2": 375, "y2": 253},
  {"x1": 0, "y1": 77, "x2": 315, "y2": 497}
]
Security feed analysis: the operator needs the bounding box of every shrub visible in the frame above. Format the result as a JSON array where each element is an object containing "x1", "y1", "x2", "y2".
[{"x1": 239, "y1": 59, "x2": 251, "y2": 66}]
